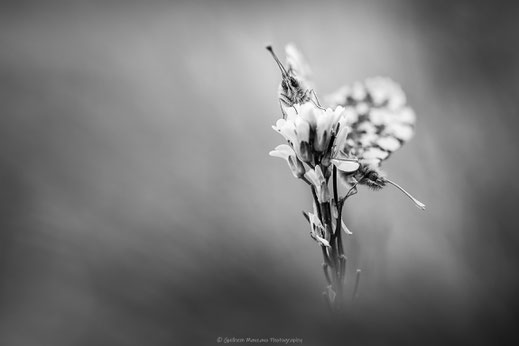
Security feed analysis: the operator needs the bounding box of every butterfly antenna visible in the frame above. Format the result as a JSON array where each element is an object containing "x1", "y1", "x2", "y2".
[
  {"x1": 345, "y1": 176, "x2": 362, "y2": 198},
  {"x1": 384, "y1": 178, "x2": 426, "y2": 210},
  {"x1": 266, "y1": 45, "x2": 288, "y2": 77}
]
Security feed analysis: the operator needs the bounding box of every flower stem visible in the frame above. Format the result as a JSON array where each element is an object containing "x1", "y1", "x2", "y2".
[
  {"x1": 311, "y1": 186, "x2": 333, "y2": 268},
  {"x1": 332, "y1": 166, "x2": 345, "y2": 309}
]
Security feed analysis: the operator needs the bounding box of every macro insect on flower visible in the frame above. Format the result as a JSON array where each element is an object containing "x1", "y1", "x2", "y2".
[
  {"x1": 266, "y1": 45, "x2": 323, "y2": 115},
  {"x1": 267, "y1": 43, "x2": 425, "y2": 311},
  {"x1": 326, "y1": 78, "x2": 426, "y2": 209}
]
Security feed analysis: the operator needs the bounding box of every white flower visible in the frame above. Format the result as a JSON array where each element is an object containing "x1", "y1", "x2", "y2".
[
  {"x1": 304, "y1": 165, "x2": 330, "y2": 203},
  {"x1": 272, "y1": 104, "x2": 313, "y2": 163},
  {"x1": 273, "y1": 102, "x2": 347, "y2": 158},
  {"x1": 269, "y1": 144, "x2": 306, "y2": 178},
  {"x1": 314, "y1": 106, "x2": 344, "y2": 152},
  {"x1": 272, "y1": 118, "x2": 297, "y2": 144},
  {"x1": 293, "y1": 103, "x2": 345, "y2": 153}
]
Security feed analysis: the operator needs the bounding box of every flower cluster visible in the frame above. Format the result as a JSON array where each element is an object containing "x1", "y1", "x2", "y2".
[
  {"x1": 266, "y1": 44, "x2": 425, "y2": 312},
  {"x1": 269, "y1": 102, "x2": 359, "y2": 200},
  {"x1": 269, "y1": 101, "x2": 359, "y2": 311}
]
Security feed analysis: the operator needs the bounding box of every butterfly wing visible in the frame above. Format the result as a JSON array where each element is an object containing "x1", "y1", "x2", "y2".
[
  {"x1": 327, "y1": 77, "x2": 416, "y2": 169},
  {"x1": 285, "y1": 43, "x2": 315, "y2": 91}
]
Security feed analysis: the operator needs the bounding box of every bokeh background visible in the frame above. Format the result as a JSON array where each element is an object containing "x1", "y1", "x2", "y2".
[{"x1": 1, "y1": 1, "x2": 518, "y2": 345}]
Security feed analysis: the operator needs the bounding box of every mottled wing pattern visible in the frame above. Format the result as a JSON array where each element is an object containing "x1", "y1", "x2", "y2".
[{"x1": 327, "y1": 77, "x2": 416, "y2": 168}]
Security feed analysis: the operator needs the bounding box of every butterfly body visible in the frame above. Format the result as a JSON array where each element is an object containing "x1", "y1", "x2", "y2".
[
  {"x1": 267, "y1": 45, "x2": 317, "y2": 110},
  {"x1": 278, "y1": 75, "x2": 311, "y2": 108}
]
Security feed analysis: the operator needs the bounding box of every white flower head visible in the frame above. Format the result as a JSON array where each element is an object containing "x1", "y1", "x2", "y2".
[
  {"x1": 269, "y1": 144, "x2": 306, "y2": 178},
  {"x1": 272, "y1": 104, "x2": 314, "y2": 164},
  {"x1": 285, "y1": 102, "x2": 346, "y2": 152}
]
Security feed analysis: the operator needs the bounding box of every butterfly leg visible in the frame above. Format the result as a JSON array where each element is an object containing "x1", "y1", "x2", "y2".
[
  {"x1": 309, "y1": 89, "x2": 325, "y2": 110},
  {"x1": 311, "y1": 89, "x2": 322, "y2": 107},
  {"x1": 279, "y1": 100, "x2": 287, "y2": 119},
  {"x1": 345, "y1": 178, "x2": 361, "y2": 198},
  {"x1": 279, "y1": 94, "x2": 292, "y2": 107},
  {"x1": 280, "y1": 97, "x2": 299, "y2": 115}
]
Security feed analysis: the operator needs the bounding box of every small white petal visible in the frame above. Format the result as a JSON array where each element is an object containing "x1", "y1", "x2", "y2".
[
  {"x1": 333, "y1": 125, "x2": 350, "y2": 154},
  {"x1": 269, "y1": 144, "x2": 293, "y2": 160},
  {"x1": 314, "y1": 165, "x2": 326, "y2": 182},
  {"x1": 331, "y1": 159, "x2": 360, "y2": 173},
  {"x1": 315, "y1": 235, "x2": 331, "y2": 247},
  {"x1": 308, "y1": 212, "x2": 325, "y2": 232},
  {"x1": 299, "y1": 102, "x2": 317, "y2": 126},
  {"x1": 294, "y1": 117, "x2": 310, "y2": 143},
  {"x1": 284, "y1": 104, "x2": 299, "y2": 122},
  {"x1": 315, "y1": 111, "x2": 333, "y2": 151},
  {"x1": 305, "y1": 166, "x2": 325, "y2": 186},
  {"x1": 304, "y1": 169, "x2": 320, "y2": 187},
  {"x1": 341, "y1": 220, "x2": 353, "y2": 235},
  {"x1": 272, "y1": 119, "x2": 297, "y2": 143}
]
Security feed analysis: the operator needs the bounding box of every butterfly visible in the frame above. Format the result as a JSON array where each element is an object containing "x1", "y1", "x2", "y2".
[
  {"x1": 327, "y1": 78, "x2": 425, "y2": 209},
  {"x1": 266, "y1": 44, "x2": 321, "y2": 113},
  {"x1": 268, "y1": 44, "x2": 424, "y2": 209}
]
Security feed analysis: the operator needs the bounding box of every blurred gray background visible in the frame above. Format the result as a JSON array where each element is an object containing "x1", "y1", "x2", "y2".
[{"x1": 1, "y1": 1, "x2": 518, "y2": 345}]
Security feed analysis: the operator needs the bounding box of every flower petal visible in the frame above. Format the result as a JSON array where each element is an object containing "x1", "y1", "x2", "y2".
[
  {"x1": 313, "y1": 234, "x2": 331, "y2": 247},
  {"x1": 269, "y1": 144, "x2": 294, "y2": 160},
  {"x1": 341, "y1": 220, "x2": 353, "y2": 235},
  {"x1": 331, "y1": 158, "x2": 360, "y2": 173},
  {"x1": 272, "y1": 119, "x2": 297, "y2": 144},
  {"x1": 308, "y1": 212, "x2": 324, "y2": 231},
  {"x1": 294, "y1": 117, "x2": 310, "y2": 143}
]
